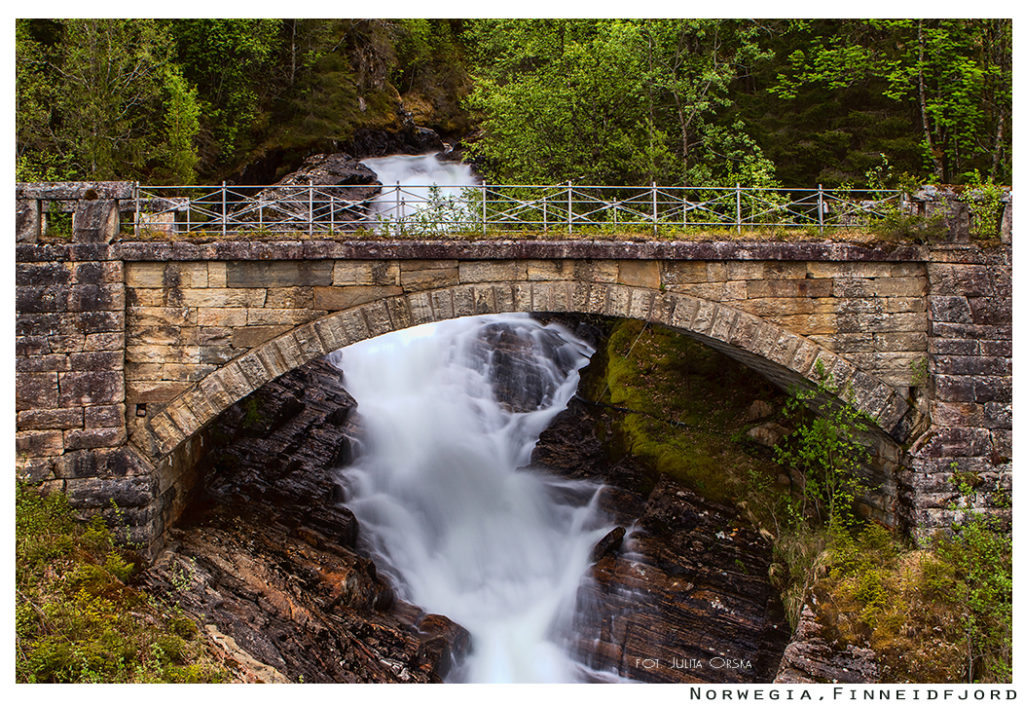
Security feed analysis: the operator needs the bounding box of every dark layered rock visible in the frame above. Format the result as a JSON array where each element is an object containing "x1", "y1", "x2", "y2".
[
  {"x1": 533, "y1": 394, "x2": 791, "y2": 683},
  {"x1": 142, "y1": 357, "x2": 469, "y2": 683},
  {"x1": 346, "y1": 125, "x2": 445, "y2": 158},
  {"x1": 774, "y1": 604, "x2": 880, "y2": 683},
  {"x1": 145, "y1": 510, "x2": 469, "y2": 683}
]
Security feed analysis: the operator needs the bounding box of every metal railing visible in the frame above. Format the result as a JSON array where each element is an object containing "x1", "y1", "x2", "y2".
[{"x1": 132, "y1": 182, "x2": 904, "y2": 237}]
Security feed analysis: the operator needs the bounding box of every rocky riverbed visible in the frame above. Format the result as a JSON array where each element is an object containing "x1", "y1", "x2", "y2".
[{"x1": 139, "y1": 316, "x2": 825, "y2": 683}]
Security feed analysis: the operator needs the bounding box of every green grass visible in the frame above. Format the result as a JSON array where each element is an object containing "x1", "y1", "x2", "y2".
[{"x1": 15, "y1": 482, "x2": 228, "y2": 683}]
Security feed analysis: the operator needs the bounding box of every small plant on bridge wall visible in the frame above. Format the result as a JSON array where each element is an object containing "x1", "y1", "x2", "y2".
[
  {"x1": 866, "y1": 167, "x2": 950, "y2": 244},
  {"x1": 965, "y1": 171, "x2": 1005, "y2": 240},
  {"x1": 773, "y1": 360, "x2": 871, "y2": 534},
  {"x1": 909, "y1": 357, "x2": 929, "y2": 389}
]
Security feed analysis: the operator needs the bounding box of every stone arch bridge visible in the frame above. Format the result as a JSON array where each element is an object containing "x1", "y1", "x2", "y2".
[{"x1": 15, "y1": 187, "x2": 1011, "y2": 554}]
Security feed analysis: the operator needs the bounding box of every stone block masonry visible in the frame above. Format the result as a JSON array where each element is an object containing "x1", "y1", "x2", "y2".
[
  {"x1": 120, "y1": 249, "x2": 933, "y2": 430},
  {"x1": 910, "y1": 246, "x2": 1012, "y2": 531},
  {"x1": 14, "y1": 193, "x2": 1012, "y2": 549},
  {"x1": 15, "y1": 203, "x2": 157, "y2": 545}
]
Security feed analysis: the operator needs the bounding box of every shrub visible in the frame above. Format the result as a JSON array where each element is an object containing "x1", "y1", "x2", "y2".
[{"x1": 15, "y1": 481, "x2": 228, "y2": 683}]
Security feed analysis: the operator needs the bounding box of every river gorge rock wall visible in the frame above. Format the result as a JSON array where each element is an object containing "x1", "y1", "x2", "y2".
[{"x1": 143, "y1": 357, "x2": 469, "y2": 682}]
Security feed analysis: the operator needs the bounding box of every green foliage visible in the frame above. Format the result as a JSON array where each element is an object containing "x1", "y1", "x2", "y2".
[
  {"x1": 464, "y1": 19, "x2": 777, "y2": 187},
  {"x1": 871, "y1": 208, "x2": 950, "y2": 245},
  {"x1": 16, "y1": 19, "x2": 1011, "y2": 188},
  {"x1": 938, "y1": 474, "x2": 1013, "y2": 681},
  {"x1": 770, "y1": 19, "x2": 1011, "y2": 185},
  {"x1": 16, "y1": 482, "x2": 227, "y2": 683},
  {"x1": 170, "y1": 19, "x2": 283, "y2": 170},
  {"x1": 909, "y1": 357, "x2": 929, "y2": 388},
  {"x1": 773, "y1": 361, "x2": 871, "y2": 532},
  {"x1": 16, "y1": 19, "x2": 180, "y2": 181},
  {"x1": 378, "y1": 185, "x2": 484, "y2": 238},
  {"x1": 805, "y1": 472, "x2": 1012, "y2": 683},
  {"x1": 160, "y1": 67, "x2": 201, "y2": 184},
  {"x1": 964, "y1": 172, "x2": 1006, "y2": 240}
]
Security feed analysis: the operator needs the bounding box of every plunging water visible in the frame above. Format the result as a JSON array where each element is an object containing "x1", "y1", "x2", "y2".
[
  {"x1": 331, "y1": 314, "x2": 616, "y2": 682},
  {"x1": 360, "y1": 152, "x2": 479, "y2": 221}
]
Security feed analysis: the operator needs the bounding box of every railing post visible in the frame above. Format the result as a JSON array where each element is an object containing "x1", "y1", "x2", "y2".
[
  {"x1": 652, "y1": 182, "x2": 658, "y2": 236},
  {"x1": 817, "y1": 183, "x2": 824, "y2": 232},
  {"x1": 568, "y1": 180, "x2": 573, "y2": 234},
  {"x1": 308, "y1": 179, "x2": 314, "y2": 237},
  {"x1": 482, "y1": 181, "x2": 487, "y2": 235},
  {"x1": 396, "y1": 181, "x2": 402, "y2": 230},
  {"x1": 134, "y1": 181, "x2": 140, "y2": 237},
  {"x1": 221, "y1": 181, "x2": 227, "y2": 237},
  {"x1": 543, "y1": 191, "x2": 548, "y2": 232},
  {"x1": 736, "y1": 182, "x2": 741, "y2": 232}
]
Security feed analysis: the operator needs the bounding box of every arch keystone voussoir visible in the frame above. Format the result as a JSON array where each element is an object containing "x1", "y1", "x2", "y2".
[
  {"x1": 627, "y1": 287, "x2": 656, "y2": 321},
  {"x1": 406, "y1": 290, "x2": 436, "y2": 326},
  {"x1": 385, "y1": 295, "x2": 414, "y2": 331}
]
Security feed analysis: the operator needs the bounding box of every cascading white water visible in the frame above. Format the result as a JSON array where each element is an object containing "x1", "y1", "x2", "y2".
[
  {"x1": 360, "y1": 152, "x2": 479, "y2": 220},
  {"x1": 330, "y1": 314, "x2": 616, "y2": 683}
]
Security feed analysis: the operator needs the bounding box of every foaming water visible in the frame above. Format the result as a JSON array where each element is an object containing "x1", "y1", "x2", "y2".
[
  {"x1": 330, "y1": 314, "x2": 616, "y2": 682},
  {"x1": 360, "y1": 152, "x2": 478, "y2": 220}
]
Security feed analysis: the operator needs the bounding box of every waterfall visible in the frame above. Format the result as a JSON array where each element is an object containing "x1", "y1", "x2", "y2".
[
  {"x1": 330, "y1": 314, "x2": 616, "y2": 683},
  {"x1": 360, "y1": 152, "x2": 479, "y2": 221}
]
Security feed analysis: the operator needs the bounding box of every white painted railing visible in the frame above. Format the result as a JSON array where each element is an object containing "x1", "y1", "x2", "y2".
[{"x1": 133, "y1": 182, "x2": 904, "y2": 237}]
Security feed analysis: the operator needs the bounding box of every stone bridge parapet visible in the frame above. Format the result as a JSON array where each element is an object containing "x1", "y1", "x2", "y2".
[{"x1": 14, "y1": 193, "x2": 1012, "y2": 553}]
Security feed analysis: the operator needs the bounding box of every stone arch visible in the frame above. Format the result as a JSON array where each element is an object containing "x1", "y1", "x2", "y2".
[{"x1": 135, "y1": 279, "x2": 919, "y2": 463}]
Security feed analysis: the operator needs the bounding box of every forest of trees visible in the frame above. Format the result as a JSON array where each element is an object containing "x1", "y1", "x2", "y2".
[{"x1": 15, "y1": 18, "x2": 1011, "y2": 188}]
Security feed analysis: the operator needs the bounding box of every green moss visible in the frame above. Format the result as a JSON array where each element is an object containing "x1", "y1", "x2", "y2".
[
  {"x1": 600, "y1": 319, "x2": 779, "y2": 503},
  {"x1": 15, "y1": 482, "x2": 229, "y2": 683}
]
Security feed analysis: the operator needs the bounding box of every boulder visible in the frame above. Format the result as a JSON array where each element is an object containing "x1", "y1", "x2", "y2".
[
  {"x1": 740, "y1": 400, "x2": 773, "y2": 423},
  {"x1": 746, "y1": 422, "x2": 791, "y2": 448},
  {"x1": 241, "y1": 153, "x2": 382, "y2": 230}
]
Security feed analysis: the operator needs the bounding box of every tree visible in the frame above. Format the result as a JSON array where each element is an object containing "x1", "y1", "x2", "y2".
[
  {"x1": 170, "y1": 19, "x2": 283, "y2": 172},
  {"x1": 771, "y1": 19, "x2": 1012, "y2": 184},
  {"x1": 16, "y1": 19, "x2": 180, "y2": 181},
  {"x1": 464, "y1": 19, "x2": 776, "y2": 187},
  {"x1": 159, "y1": 66, "x2": 201, "y2": 184},
  {"x1": 773, "y1": 362, "x2": 871, "y2": 533}
]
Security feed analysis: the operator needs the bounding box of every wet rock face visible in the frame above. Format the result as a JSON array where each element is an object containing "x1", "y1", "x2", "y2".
[
  {"x1": 146, "y1": 512, "x2": 470, "y2": 683},
  {"x1": 144, "y1": 319, "x2": 789, "y2": 684},
  {"x1": 142, "y1": 358, "x2": 469, "y2": 683},
  {"x1": 533, "y1": 396, "x2": 791, "y2": 683},
  {"x1": 471, "y1": 321, "x2": 588, "y2": 414}
]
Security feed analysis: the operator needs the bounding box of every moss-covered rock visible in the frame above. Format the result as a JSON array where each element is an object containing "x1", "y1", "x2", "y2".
[{"x1": 598, "y1": 318, "x2": 785, "y2": 504}]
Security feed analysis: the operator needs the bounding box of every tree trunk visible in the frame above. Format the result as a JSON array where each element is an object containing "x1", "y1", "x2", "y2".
[
  {"x1": 916, "y1": 20, "x2": 945, "y2": 181},
  {"x1": 990, "y1": 106, "x2": 1006, "y2": 180}
]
